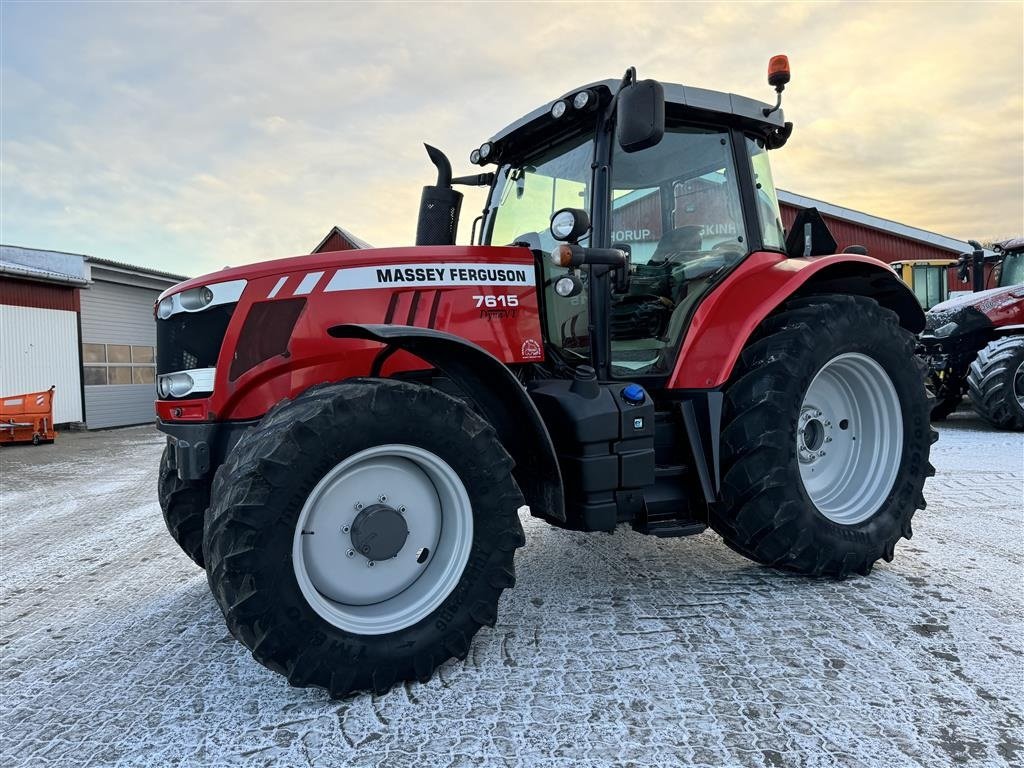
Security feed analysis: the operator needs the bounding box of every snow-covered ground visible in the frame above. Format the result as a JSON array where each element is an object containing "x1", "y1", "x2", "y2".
[{"x1": 0, "y1": 414, "x2": 1021, "y2": 767}]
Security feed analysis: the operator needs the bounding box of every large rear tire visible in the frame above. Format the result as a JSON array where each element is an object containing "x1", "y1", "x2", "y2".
[
  {"x1": 204, "y1": 379, "x2": 525, "y2": 697},
  {"x1": 157, "y1": 444, "x2": 210, "y2": 568},
  {"x1": 966, "y1": 336, "x2": 1024, "y2": 430},
  {"x1": 711, "y1": 295, "x2": 935, "y2": 577}
]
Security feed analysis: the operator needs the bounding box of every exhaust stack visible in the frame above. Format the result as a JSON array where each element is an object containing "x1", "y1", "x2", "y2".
[{"x1": 416, "y1": 144, "x2": 463, "y2": 246}]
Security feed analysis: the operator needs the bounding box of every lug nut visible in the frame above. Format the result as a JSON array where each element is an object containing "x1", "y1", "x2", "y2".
[
  {"x1": 398, "y1": 506, "x2": 406, "y2": 514},
  {"x1": 346, "y1": 549, "x2": 354, "y2": 558},
  {"x1": 367, "y1": 561, "x2": 375, "y2": 568},
  {"x1": 378, "y1": 494, "x2": 387, "y2": 503},
  {"x1": 354, "y1": 502, "x2": 363, "y2": 511},
  {"x1": 342, "y1": 525, "x2": 350, "y2": 533}
]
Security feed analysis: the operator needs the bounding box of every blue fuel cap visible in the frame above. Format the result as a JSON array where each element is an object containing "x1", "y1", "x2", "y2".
[{"x1": 621, "y1": 384, "x2": 646, "y2": 405}]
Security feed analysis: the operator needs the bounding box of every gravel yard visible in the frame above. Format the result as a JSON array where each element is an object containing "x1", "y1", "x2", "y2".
[{"x1": 0, "y1": 413, "x2": 1021, "y2": 767}]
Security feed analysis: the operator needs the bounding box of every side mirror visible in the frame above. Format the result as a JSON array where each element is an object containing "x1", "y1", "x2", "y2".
[{"x1": 617, "y1": 80, "x2": 665, "y2": 153}]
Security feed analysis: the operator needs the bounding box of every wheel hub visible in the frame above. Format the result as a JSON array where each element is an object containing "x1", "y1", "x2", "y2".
[
  {"x1": 350, "y1": 503, "x2": 409, "y2": 561},
  {"x1": 798, "y1": 407, "x2": 831, "y2": 464}
]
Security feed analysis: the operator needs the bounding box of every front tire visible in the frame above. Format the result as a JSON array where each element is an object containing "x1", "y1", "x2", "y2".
[
  {"x1": 711, "y1": 295, "x2": 935, "y2": 577},
  {"x1": 158, "y1": 445, "x2": 210, "y2": 568},
  {"x1": 967, "y1": 336, "x2": 1024, "y2": 430},
  {"x1": 204, "y1": 379, "x2": 525, "y2": 697}
]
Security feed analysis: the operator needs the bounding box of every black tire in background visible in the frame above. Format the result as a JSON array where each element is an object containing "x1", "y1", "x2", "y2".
[
  {"x1": 157, "y1": 444, "x2": 211, "y2": 568},
  {"x1": 967, "y1": 336, "x2": 1024, "y2": 430},
  {"x1": 203, "y1": 378, "x2": 525, "y2": 697},
  {"x1": 711, "y1": 294, "x2": 935, "y2": 578}
]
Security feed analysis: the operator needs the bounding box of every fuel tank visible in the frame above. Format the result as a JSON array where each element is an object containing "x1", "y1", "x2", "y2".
[{"x1": 155, "y1": 245, "x2": 543, "y2": 422}]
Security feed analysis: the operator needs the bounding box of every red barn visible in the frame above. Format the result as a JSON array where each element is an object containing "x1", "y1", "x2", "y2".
[
  {"x1": 777, "y1": 190, "x2": 979, "y2": 288},
  {"x1": 311, "y1": 226, "x2": 371, "y2": 254}
]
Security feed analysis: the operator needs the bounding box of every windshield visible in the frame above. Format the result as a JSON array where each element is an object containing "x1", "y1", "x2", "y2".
[
  {"x1": 486, "y1": 133, "x2": 596, "y2": 362},
  {"x1": 487, "y1": 134, "x2": 594, "y2": 249},
  {"x1": 999, "y1": 251, "x2": 1024, "y2": 287}
]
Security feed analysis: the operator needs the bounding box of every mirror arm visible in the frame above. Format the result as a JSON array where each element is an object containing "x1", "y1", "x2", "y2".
[
  {"x1": 603, "y1": 66, "x2": 638, "y2": 127},
  {"x1": 452, "y1": 172, "x2": 495, "y2": 187}
]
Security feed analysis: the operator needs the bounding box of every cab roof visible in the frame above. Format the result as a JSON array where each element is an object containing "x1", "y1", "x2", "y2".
[{"x1": 488, "y1": 78, "x2": 786, "y2": 148}]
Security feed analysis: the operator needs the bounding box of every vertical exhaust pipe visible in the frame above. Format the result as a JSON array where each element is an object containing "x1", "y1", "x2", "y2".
[{"x1": 416, "y1": 144, "x2": 463, "y2": 246}]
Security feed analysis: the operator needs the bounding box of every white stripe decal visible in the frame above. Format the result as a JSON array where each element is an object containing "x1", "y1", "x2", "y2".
[
  {"x1": 267, "y1": 276, "x2": 288, "y2": 298},
  {"x1": 324, "y1": 263, "x2": 535, "y2": 292},
  {"x1": 294, "y1": 271, "x2": 325, "y2": 295}
]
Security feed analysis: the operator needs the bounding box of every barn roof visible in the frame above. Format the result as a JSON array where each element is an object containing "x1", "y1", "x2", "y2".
[
  {"x1": 312, "y1": 226, "x2": 371, "y2": 253},
  {"x1": 776, "y1": 190, "x2": 980, "y2": 256}
]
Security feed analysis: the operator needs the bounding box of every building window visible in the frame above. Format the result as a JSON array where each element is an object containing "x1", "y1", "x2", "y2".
[
  {"x1": 83, "y1": 343, "x2": 156, "y2": 386},
  {"x1": 83, "y1": 344, "x2": 106, "y2": 363},
  {"x1": 83, "y1": 367, "x2": 108, "y2": 386}
]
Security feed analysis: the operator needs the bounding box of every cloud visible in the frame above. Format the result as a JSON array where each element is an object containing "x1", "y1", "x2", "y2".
[{"x1": 1, "y1": 1, "x2": 1020, "y2": 277}]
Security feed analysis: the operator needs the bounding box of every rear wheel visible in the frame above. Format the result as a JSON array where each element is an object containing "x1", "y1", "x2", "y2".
[
  {"x1": 967, "y1": 336, "x2": 1024, "y2": 430},
  {"x1": 158, "y1": 445, "x2": 210, "y2": 568},
  {"x1": 711, "y1": 295, "x2": 935, "y2": 577},
  {"x1": 204, "y1": 379, "x2": 525, "y2": 697}
]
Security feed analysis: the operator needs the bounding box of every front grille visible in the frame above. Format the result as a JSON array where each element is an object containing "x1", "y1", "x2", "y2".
[{"x1": 157, "y1": 304, "x2": 235, "y2": 376}]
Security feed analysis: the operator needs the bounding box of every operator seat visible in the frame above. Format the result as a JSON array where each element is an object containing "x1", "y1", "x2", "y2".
[{"x1": 649, "y1": 225, "x2": 704, "y2": 264}]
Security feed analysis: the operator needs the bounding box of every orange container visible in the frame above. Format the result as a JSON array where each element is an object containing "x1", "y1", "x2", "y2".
[{"x1": 0, "y1": 386, "x2": 57, "y2": 445}]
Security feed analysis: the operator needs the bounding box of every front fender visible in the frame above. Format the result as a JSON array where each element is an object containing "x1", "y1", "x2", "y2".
[
  {"x1": 328, "y1": 323, "x2": 565, "y2": 522},
  {"x1": 668, "y1": 252, "x2": 925, "y2": 389}
]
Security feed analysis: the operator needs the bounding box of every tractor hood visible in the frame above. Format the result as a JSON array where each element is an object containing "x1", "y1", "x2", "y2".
[
  {"x1": 157, "y1": 245, "x2": 528, "y2": 301},
  {"x1": 925, "y1": 284, "x2": 1024, "y2": 336}
]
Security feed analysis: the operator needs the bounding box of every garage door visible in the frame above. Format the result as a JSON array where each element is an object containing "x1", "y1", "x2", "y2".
[{"x1": 80, "y1": 280, "x2": 159, "y2": 429}]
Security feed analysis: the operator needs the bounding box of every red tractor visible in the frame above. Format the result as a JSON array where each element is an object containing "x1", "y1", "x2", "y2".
[
  {"x1": 156, "y1": 60, "x2": 934, "y2": 696},
  {"x1": 922, "y1": 238, "x2": 1024, "y2": 428}
]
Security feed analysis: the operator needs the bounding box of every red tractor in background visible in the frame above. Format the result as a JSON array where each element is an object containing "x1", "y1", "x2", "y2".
[
  {"x1": 921, "y1": 238, "x2": 1024, "y2": 428},
  {"x1": 156, "y1": 59, "x2": 935, "y2": 697}
]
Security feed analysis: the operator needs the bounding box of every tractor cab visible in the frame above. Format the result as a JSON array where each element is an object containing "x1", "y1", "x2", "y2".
[
  {"x1": 419, "y1": 64, "x2": 794, "y2": 381},
  {"x1": 994, "y1": 238, "x2": 1024, "y2": 288}
]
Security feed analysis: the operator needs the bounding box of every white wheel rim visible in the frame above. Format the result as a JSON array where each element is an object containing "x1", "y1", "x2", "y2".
[
  {"x1": 292, "y1": 444, "x2": 473, "y2": 635},
  {"x1": 797, "y1": 353, "x2": 903, "y2": 525}
]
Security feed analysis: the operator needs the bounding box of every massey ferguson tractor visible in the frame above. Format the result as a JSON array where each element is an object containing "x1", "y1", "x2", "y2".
[
  {"x1": 921, "y1": 238, "x2": 1024, "y2": 428},
  {"x1": 156, "y1": 58, "x2": 935, "y2": 697}
]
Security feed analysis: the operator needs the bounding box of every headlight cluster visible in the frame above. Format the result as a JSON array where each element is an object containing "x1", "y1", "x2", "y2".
[
  {"x1": 156, "y1": 279, "x2": 246, "y2": 320},
  {"x1": 157, "y1": 367, "x2": 216, "y2": 399},
  {"x1": 470, "y1": 142, "x2": 494, "y2": 165},
  {"x1": 932, "y1": 321, "x2": 959, "y2": 338},
  {"x1": 551, "y1": 89, "x2": 597, "y2": 119}
]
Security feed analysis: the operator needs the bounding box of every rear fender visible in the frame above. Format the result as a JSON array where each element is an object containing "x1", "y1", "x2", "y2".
[
  {"x1": 328, "y1": 323, "x2": 565, "y2": 521},
  {"x1": 668, "y1": 252, "x2": 925, "y2": 389}
]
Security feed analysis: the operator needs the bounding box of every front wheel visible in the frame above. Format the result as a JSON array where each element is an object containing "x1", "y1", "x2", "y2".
[
  {"x1": 711, "y1": 295, "x2": 935, "y2": 577},
  {"x1": 158, "y1": 444, "x2": 210, "y2": 568},
  {"x1": 204, "y1": 379, "x2": 525, "y2": 697}
]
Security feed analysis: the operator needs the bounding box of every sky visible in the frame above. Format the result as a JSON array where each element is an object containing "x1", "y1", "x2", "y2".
[{"x1": 1, "y1": 1, "x2": 1022, "y2": 277}]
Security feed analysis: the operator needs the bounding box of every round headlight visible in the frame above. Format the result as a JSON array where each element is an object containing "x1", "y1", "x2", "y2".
[
  {"x1": 554, "y1": 275, "x2": 582, "y2": 298},
  {"x1": 550, "y1": 100, "x2": 567, "y2": 119},
  {"x1": 470, "y1": 149, "x2": 481, "y2": 164},
  {"x1": 179, "y1": 286, "x2": 214, "y2": 311},
  {"x1": 572, "y1": 90, "x2": 594, "y2": 110},
  {"x1": 157, "y1": 297, "x2": 174, "y2": 320},
  {"x1": 478, "y1": 142, "x2": 492, "y2": 160},
  {"x1": 549, "y1": 207, "x2": 590, "y2": 242},
  {"x1": 166, "y1": 373, "x2": 195, "y2": 398}
]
